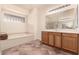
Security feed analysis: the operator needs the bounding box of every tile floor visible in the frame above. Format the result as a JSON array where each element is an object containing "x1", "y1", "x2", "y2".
[{"x1": 2, "y1": 40, "x2": 73, "y2": 55}]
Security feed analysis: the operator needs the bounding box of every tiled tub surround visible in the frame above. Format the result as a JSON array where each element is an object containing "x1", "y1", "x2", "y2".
[
  {"x1": 0, "y1": 33, "x2": 35, "y2": 54},
  {"x1": 2, "y1": 40, "x2": 72, "y2": 55}
]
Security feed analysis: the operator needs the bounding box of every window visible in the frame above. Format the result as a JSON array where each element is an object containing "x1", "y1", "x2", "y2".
[
  {"x1": 4, "y1": 13, "x2": 25, "y2": 23},
  {"x1": 2, "y1": 13, "x2": 27, "y2": 34}
]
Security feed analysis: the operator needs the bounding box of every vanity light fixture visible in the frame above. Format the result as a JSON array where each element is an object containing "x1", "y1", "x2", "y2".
[{"x1": 48, "y1": 4, "x2": 71, "y2": 12}]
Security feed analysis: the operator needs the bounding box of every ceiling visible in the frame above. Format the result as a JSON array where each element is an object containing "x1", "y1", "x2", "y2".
[{"x1": 14, "y1": 4, "x2": 62, "y2": 10}]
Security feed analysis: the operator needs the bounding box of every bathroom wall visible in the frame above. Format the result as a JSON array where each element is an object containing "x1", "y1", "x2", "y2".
[
  {"x1": 36, "y1": 8, "x2": 46, "y2": 40},
  {"x1": 36, "y1": 4, "x2": 78, "y2": 40},
  {"x1": 0, "y1": 5, "x2": 42, "y2": 40},
  {"x1": 0, "y1": 5, "x2": 2, "y2": 33},
  {"x1": 0, "y1": 5, "x2": 29, "y2": 34},
  {"x1": 27, "y1": 7, "x2": 46, "y2": 40},
  {"x1": 27, "y1": 8, "x2": 38, "y2": 39},
  {"x1": 0, "y1": 4, "x2": 78, "y2": 40},
  {"x1": 78, "y1": 5, "x2": 79, "y2": 28}
]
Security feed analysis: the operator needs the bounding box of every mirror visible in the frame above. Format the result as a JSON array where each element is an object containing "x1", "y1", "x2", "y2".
[
  {"x1": 46, "y1": 5, "x2": 78, "y2": 29},
  {"x1": 46, "y1": 13, "x2": 58, "y2": 29}
]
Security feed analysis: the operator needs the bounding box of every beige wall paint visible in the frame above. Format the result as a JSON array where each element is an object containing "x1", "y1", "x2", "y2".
[
  {"x1": 0, "y1": 4, "x2": 67, "y2": 40},
  {"x1": 36, "y1": 4, "x2": 78, "y2": 40},
  {"x1": 0, "y1": 5, "x2": 29, "y2": 34},
  {"x1": 0, "y1": 4, "x2": 78, "y2": 40},
  {"x1": 0, "y1": 5, "x2": 1, "y2": 32},
  {"x1": 36, "y1": 8, "x2": 46, "y2": 40},
  {"x1": 2, "y1": 4, "x2": 29, "y2": 16},
  {"x1": 27, "y1": 7, "x2": 47, "y2": 40},
  {"x1": 27, "y1": 8, "x2": 38, "y2": 39}
]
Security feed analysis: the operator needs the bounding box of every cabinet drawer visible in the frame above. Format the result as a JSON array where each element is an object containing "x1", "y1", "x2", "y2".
[
  {"x1": 54, "y1": 32, "x2": 61, "y2": 36},
  {"x1": 62, "y1": 36, "x2": 77, "y2": 53},
  {"x1": 62, "y1": 33, "x2": 77, "y2": 37}
]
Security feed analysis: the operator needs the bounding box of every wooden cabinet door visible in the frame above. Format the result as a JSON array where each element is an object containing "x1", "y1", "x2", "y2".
[
  {"x1": 78, "y1": 35, "x2": 79, "y2": 54},
  {"x1": 62, "y1": 34, "x2": 77, "y2": 53},
  {"x1": 42, "y1": 32, "x2": 49, "y2": 44},
  {"x1": 54, "y1": 33, "x2": 61, "y2": 48},
  {"x1": 49, "y1": 32, "x2": 54, "y2": 46}
]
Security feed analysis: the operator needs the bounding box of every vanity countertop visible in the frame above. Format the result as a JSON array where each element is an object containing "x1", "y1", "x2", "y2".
[{"x1": 42, "y1": 29, "x2": 79, "y2": 34}]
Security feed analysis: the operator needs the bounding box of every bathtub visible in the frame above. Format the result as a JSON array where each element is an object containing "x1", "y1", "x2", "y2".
[{"x1": 0, "y1": 33, "x2": 35, "y2": 53}]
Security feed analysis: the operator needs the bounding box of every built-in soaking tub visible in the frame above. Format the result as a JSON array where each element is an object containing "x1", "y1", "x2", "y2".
[{"x1": 0, "y1": 33, "x2": 35, "y2": 53}]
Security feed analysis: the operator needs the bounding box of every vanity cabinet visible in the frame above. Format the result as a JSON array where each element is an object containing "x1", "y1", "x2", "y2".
[
  {"x1": 54, "y1": 32, "x2": 62, "y2": 48},
  {"x1": 48, "y1": 32, "x2": 55, "y2": 46},
  {"x1": 78, "y1": 35, "x2": 79, "y2": 54},
  {"x1": 42, "y1": 32, "x2": 49, "y2": 44},
  {"x1": 42, "y1": 31, "x2": 79, "y2": 54},
  {"x1": 48, "y1": 32, "x2": 62, "y2": 48},
  {"x1": 42, "y1": 32, "x2": 62, "y2": 48},
  {"x1": 62, "y1": 33, "x2": 78, "y2": 53}
]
